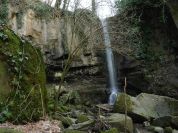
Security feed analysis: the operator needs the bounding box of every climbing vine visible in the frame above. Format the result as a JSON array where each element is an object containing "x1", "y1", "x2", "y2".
[{"x1": 0, "y1": 26, "x2": 47, "y2": 123}]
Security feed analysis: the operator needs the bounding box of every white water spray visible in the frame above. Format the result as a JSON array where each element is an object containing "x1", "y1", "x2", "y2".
[{"x1": 101, "y1": 19, "x2": 119, "y2": 105}]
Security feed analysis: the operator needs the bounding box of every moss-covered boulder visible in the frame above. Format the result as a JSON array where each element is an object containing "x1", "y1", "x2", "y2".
[
  {"x1": 137, "y1": 93, "x2": 178, "y2": 118},
  {"x1": 0, "y1": 25, "x2": 47, "y2": 123},
  {"x1": 114, "y1": 93, "x2": 178, "y2": 122},
  {"x1": 114, "y1": 93, "x2": 149, "y2": 122},
  {"x1": 76, "y1": 114, "x2": 89, "y2": 123},
  {"x1": 106, "y1": 113, "x2": 133, "y2": 133},
  {"x1": 58, "y1": 116, "x2": 74, "y2": 128}
]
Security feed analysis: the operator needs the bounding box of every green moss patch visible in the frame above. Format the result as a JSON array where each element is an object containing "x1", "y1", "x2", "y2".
[
  {"x1": 101, "y1": 128, "x2": 119, "y2": 133},
  {"x1": 114, "y1": 93, "x2": 133, "y2": 113},
  {"x1": 77, "y1": 114, "x2": 89, "y2": 123},
  {"x1": 0, "y1": 128, "x2": 23, "y2": 133},
  {"x1": 0, "y1": 25, "x2": 47, "y2": 123}
]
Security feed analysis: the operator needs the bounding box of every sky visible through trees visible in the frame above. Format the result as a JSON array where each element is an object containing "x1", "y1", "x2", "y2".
[{"x1": 43, "y1": 0, "x2": 117, "y2": 18}]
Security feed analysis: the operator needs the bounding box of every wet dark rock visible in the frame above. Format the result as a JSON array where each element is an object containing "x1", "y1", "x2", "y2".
[
  {"x1": 172, "y1": 116, "x2": 178, "y2": 129},
  {"x1": 152, "y1": 116, "x2": 172, "y2": 127}
]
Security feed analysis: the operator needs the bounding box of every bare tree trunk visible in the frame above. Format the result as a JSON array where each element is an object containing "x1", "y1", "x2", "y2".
[
  {"x1": 55, "y1": 0, "x2": 62, "y2": 9},
  {"x1": 74, "y1": 0, "x2": 80, "y2": 10},
  {"x1": 48, "y1": 0, "x2": 53, "y2": 6},
  {"x1": 62, "y1": 0, "x2": 68, "y2": 10},
  {"x1": 65, "y1": 0, "x2": 71, "y2": 10},
  {"x1": 92, "y1": 0, "x2": 96, "y2": 14}
]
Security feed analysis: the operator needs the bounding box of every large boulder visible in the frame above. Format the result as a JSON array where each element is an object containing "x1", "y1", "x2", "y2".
[
  {"x1": 106, "y1": 113, "x2": 134, "y2": 133},
  {"x1": 114, "y1": 93, "x2": 178, "y2": 122},
  {"x1": 137, "y1": 93, "x2": 178, "y2": 118},
  {"x1": 114, "y1": 93, "x2": 149, "y2": 122},
  {"x1": 0, "y1": 25, "x2": 47, "y2": 123}
]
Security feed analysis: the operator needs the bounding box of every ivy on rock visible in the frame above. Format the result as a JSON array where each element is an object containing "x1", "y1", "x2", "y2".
[{"x1": 0, "y1": 25, "x2": 47, "y2": 123}]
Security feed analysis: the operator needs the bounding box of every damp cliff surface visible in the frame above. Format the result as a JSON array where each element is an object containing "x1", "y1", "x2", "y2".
[
  {"x1": 107, "y1": 0, "x2": 178, "y2": 98},
  {"x1": 0, "y1": 25, "x2": 47, "y2": 123}
]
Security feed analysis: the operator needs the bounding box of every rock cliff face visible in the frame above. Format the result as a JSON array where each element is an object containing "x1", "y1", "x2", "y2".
[
  {"x1": 108, "y1": 1, "x2": 178, "y2": 98},
  {"x1": 8, "y1": 2, "x2": 103, "y2": 79},
  {"x1": 8, "y1": 0, "x2": 178, "y2": 99}
]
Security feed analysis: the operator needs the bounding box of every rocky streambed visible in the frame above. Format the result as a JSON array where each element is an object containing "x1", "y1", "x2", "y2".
[
  {"x1": 58, "y1": 93, "x2": 178, "y2": 133},
  {"x1": 45, "y1": 76, "x2": 178, "y2": 133}
]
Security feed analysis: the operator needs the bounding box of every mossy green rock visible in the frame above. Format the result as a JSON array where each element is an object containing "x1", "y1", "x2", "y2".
[
  {"x1": 101, "y1": 128, "x2": 119, "y2": 133},
  {"x1": 114, "y1": 93, "x2": 149, "y2": 122},
  {"x1": 114, "y1": 93, "x2": 178, "y2": 122},
  {"x1": 0, "y1": 25, "x2": 47, "y2": 123},
  {"x1": 77, "y1": 114, "x2": 89, "y2": 123},
  {"x1": 0, "y1": 128, "x2": 23, "y2": 133},
  {"x1": 0, "y1": 61, "x2": 11, "y2": 102},
  {"x1": 107, "y1": 113, "x2": 133, "y2": 133},
  {"x1": 59, "y1": 116, "x2": 74, "y2": 127},
  {"x1": 137, "y1": 93, "x2": 178, "y2": 118}
]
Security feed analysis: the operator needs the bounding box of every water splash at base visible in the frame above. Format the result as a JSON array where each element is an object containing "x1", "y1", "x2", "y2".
[{"x1": 101, "y1": 19, "x2": 120, "y2": 105}]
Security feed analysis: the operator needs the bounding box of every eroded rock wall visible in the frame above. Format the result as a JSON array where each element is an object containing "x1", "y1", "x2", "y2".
[
  {"x1": 108, "y1": 2, "x2": 178, "y2": 98},
  {"x1": 8, "y1": 3, "x2": 103, "y2": 68}
]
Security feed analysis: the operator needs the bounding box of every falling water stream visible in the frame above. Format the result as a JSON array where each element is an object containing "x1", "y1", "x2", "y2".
[{"x1": 101, "y1": 19, "x2": 120, "y2": 105}]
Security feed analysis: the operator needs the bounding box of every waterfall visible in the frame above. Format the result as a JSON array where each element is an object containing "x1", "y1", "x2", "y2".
[{"x1": 101, "y1": 19, "x2": 120, "y2": 105}]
